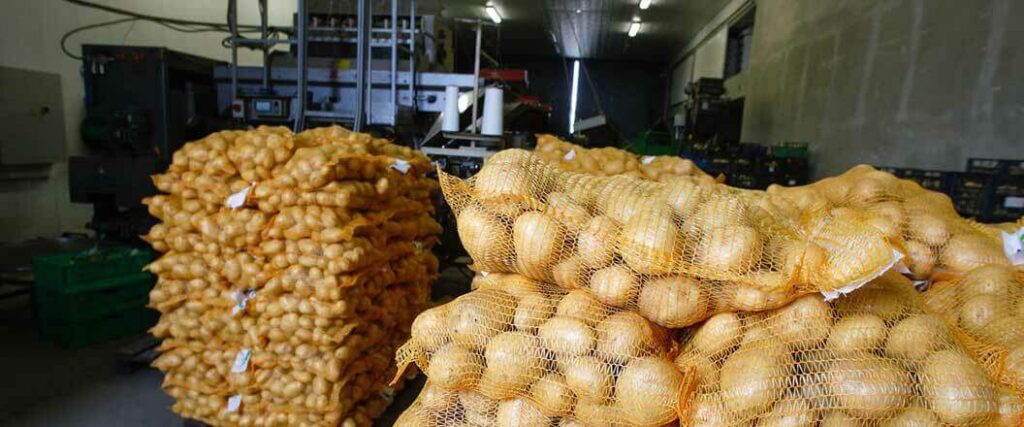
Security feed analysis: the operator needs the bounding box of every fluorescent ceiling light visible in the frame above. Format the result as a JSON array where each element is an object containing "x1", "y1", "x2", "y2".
[
  {"x1": 485, "y1": 3, "x2": 502, "y2": 24},
  {"x1": 569, "y1": 60, "x2": 580, "y2": 134},
  {"x1": 639, "y1": 0, "x2": 652, "y2": 10},
  {"x1": 628, "y1": 20, "x2": 641, "y2": 37}
]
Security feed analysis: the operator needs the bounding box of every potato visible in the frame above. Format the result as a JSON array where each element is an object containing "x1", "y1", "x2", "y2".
[
  {"x1": 778, "y1": 240, "x2": 828, "y2": 284},
  {"x1": 596, "y1": 312, "x2": 663, "y2": 363},
  {"x1": 589, "y1": 266, "x2": 638, "y2": 308},
  {"x1": 722, "y1": 282, "x2": 792, "y2": 312},
  {"x1": 513, "y1": 292, "x2": 555, "y2": 332},
  {"x1": 688, "y1": 313, "x2": 742, "y2": 359},
  {"x1": 959, "y1": 294, "x2": 1009, "y2": 334},
  {"x1": 474, "y1": 156, "x2": 545, "y2": 200},
  {"x1": 940, "y1": 233, "x2": 1008, "y2": 272},
  {"x1": 495, "y1": 274, "x2": 543, "y2": 298},
  {"x1": 481, "y1": 332, "x2": 545, "y2": 397},
  {"x1": 418, "y1": 382, "x2": 458, "y2": 411},
  {"x1": 529, "y1": 373, "x2": 574, "y2": 416},
  {"x1": 770, "y1": 295, "x2": 832, "y2": 349},
  {"x1": 411, "y1": 306, "x2": 450, "y2": 351},
  {"x1": 495, "y1": 398, "x2": 550, "y2": 427},
  {"x1": 757, "y1": 399, "x2": 816, "y2": 427},
  {"x1": 997, "y1": 388, "x2": 1024, "y2": 427},
  {"x1": 552, "y1": 256, "x2": 584, "y2": 290},
  {"x1": 556, "y1": 290, "x2": 607, "y2": 327},
  {"x1": 428, "y1": 344, "x2": 482, "y2": 390},
  {"x1": 719, "y1": 347, "x2": 789, "y2": 419},
  {"x1": 828, "y1": 355, "x2": 911, "y2": 418},
  {"x1": 636, "y1": 276, "x2": 708, "y2": 328},
  {"x1": 818, "y1": 411, "x2": 861, "y2": 427},
  {"x1": 513, "y1": 211, "x2": 566, "y2": 276},
  {"x1": 577, "y1": 216, "x2": 618, "y2": 268},
  {"x1": 1000, "y1": 344, "x2": 1024, "y2": 387},
  {"x1": 448, "y1": 289, "x2": 515, "y2": 350},
  {"x1": 694, "y1": 196, "x2": 749, "y2": 228},
  {"x1": 660, "y1": 179, "x2": 703, "y2": 217},
  {"x1": 881, "y1": 408, "x2": 941, "y2": 426},
  {"x1": 826, "y1": 313, "x2": 888, "y2": 354},
  {"x1": 903, "y1": 239, "x2": 936, "y2": 279},
  {"x1": 962, "y1": 265, "x2": 1018, "y2": 298},
  {"x1": 884, "y1": 314, "x2": 951, "y2": 361},
  {"x1": 834, "y1": 288, "x2": 906, "y2": 322},
  {"x1": 615, "y1": 357, "x2": 684, "y2": 426},
  {"x1": 908, "y1": 213, "x2": 950, "y2": 246},
  {"x1": 458, "y1": 206, "x2": 511, "y2": 271},
  {"x1": 699, "y1": 225, "x2": 763, "y2": 273},
  {"x1": 920, "y1": 350, "x2": 998, "y2": 425},
  {"x1": 617, "y1": 205, "x2": 679, "y2": 274},
  {"x1": 688, "y1": 394, "x2": 733, "y2": 426},
  {"x1": 676, "y1": 352, "x2": 719, "y2": 389},
  {"x1": 573, "y1": 400, "x2": 619, "y2": 427},
  {"x1": 562, "y1": 356, "x2": 613, "y2": 403},
  {"x1": 538, "y1": 316, "x2": 596, "y2": 357},
  {"x1": 460, "y1": 389, "x2": 498, "y2": 425}
]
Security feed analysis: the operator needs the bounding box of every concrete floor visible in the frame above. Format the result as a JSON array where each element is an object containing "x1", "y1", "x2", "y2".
[{"x1": 0, "y1": 265, "x2": 471, "y2": 426}]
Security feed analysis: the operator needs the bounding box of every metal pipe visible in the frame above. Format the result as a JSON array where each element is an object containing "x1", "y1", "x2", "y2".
[
  {"x1": 365, "y1": 0, "x2": 373, "y2": 127},
  {"x1": 230, "y1": 0, "x2": 238, "y2": 101},
  {"x1": 260, "y1": 0, "x2": 269, "y2": 89},
  {"x1": 408, "y1": 0, "x2": 416, "y2": 113},
  {"x1": 470, "y1": 20, "x2": 482, "y2": 133},
  {"x1": 390, "y1": 0, "x2": 398, "y2": 125},
  {"x1": 354, "y1": 0, "x2": 367, "y2": 131},
  {"x1": 295, "y1": 0, "x2": 308, "y2": 131}
]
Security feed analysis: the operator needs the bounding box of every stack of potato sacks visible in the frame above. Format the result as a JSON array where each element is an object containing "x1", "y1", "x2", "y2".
[
  {"x1": 143, "y1": 125, "x2": 441, "y2": 426},
  {"x1": 390, "y1": 149, "x2": 1024, "y2": 426},
  {"x1": 532, "y1": 134, "x2": 721, "y2": 184}
]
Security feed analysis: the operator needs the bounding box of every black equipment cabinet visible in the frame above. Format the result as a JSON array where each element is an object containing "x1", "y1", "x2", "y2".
[{"x1": 70, "y1": 45, "x2": 224, "y2": 242}]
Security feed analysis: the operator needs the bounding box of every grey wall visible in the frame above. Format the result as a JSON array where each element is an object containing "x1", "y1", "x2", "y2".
[{"x1": 740, "y1": 0, "x2": 1024, "y2": 177}]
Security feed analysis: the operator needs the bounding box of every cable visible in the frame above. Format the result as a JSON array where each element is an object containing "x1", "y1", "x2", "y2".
[
  {"x1": 63, "y1": 0, "x2": 278, "y2": 32},
  {"x1": 61, "y1": 17, "x2": 137, "y2": 60}
]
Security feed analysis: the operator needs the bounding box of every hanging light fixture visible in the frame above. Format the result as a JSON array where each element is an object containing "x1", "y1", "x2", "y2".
[
  {"x1": 485, "y1": 2, "x2": 502, "y2": 24},
  {"x1": 639, "y1": 0, "x2": 652, "y2": 10},
  {"x1": 628, "y1": 18, "x2": 641, "y2": 37}
]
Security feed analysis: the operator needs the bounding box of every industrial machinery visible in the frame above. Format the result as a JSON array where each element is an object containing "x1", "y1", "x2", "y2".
[{"x1": 69, "y1": 45, "x2": 224, "y2": 242}]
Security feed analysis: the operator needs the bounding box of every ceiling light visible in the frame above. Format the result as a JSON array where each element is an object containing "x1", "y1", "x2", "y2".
[
  {"x1": 575, "y1": 9, "x2": 582, "y2": 14},
  {"x1": 639, "y1": 0, "x2": 652, "y2": 10},
  {"x1": 485, "y1": 2, "x2": 502, "y2": 24},
  {"x1": 549, "y1": 30, "x2": 558, "y2": 43},
  {"x1": 628, "y1": 20, "x2": 641, "y2": 37}
]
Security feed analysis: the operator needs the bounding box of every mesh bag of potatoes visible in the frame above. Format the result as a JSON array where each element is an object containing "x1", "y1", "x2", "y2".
[
  {"x1": 674, "y1": 270, "x2": 1023, "y2": 427},
  {"x1": 922, "y1": 265, "x2": 1024, "y2": 395},
  {"x1": 767, "y1": 165, "x2": 1014, "y2": 281},
  {"x1": 441, "y1": 149, "x2": 901, "y2": 329},
  {"x1": 533, "y1": 134, "x2": 719, "y2": 184},
  {"x1": 393, "y1": 275, "x2": 686, "y2": 427},
  {"x1": 144, "y1": 125, "x2": 441, "y2": 427}
]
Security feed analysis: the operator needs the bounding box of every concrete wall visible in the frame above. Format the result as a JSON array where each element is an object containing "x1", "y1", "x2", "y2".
[
  {"x1": 0, "y1": 0, "x2": 295, "y2": 242},
  {"x1": 741, "y1": 0, "x2": 1024, "y2": 177}
]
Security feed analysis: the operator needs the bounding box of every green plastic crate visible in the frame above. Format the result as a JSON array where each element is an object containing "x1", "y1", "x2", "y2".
[
  {"x1": 49, "y1": 306, "x2": 158, "y2": 348},
  {"x1": 35, "y1": 272, "x2": 156, "y2": 339},
  {"x1": 32, "y1": 247, "x2": 154, "y2": 293}
]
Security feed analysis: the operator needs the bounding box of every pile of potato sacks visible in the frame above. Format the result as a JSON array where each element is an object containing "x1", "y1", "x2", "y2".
[
  {"x1": 143, "y1": 125, "x2": 441, "y2": 427},
  {"x1": 392, "y1": 148, "x2": 1024, "y2": 426},
  {"x1": 533, "y1": 134, "x2": 720, "y2": 184}
]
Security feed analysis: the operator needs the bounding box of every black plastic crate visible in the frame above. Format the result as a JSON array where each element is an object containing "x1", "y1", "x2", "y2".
[
  {"x1": 967, "y1": 158, "x2": 1024, "y2": 177},
  {"x1": 948, "y1": 172, "x2": 994, "y2": 219}
]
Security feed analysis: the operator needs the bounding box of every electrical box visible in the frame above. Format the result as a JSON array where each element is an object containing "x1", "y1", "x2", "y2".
[{"x1": 0, "y1": 66, "x2": 66, "y2": 166}]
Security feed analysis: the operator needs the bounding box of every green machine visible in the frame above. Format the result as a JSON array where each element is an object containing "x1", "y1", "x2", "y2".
[{"x1": 626, "y1": 130, "x2": 679, "y2": 156}]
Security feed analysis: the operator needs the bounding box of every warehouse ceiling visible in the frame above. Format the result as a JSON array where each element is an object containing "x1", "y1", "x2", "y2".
[{"x1": 441, "y1": 0, "x2": 729, "y2": 61}]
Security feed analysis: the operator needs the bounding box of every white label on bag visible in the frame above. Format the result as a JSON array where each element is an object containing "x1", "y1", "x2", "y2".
[
  {"x1": 231, "y1": 349, "x2": 252, "y2": 373},
  {"x1": 1002, "y1": 228, "x2": 1024, "y2": 265},
  {"x1": 232, "y1": 289, "x2": 256, "y2": 315},
  {"x1": 564, "y1": 149, "x2": 576, "y2": 161},
  {"x1": 822, "y1": 249, "x2": 904, "y2": 301},
  {"x1": 480, "y1": 271, "x2": 489, "y2": 277},
  {"x1": 225, "y1": 395, "x2": 242, "y2": 413},
  {"x1": 225, "y1": 183, "x2": 255, "y2": 209},
  {"x1": 641, "y1": 156, "x2": 655, "y2": 165},
  {"x1": 390, "y1": 159, "x2": 411, "y2": 174}
]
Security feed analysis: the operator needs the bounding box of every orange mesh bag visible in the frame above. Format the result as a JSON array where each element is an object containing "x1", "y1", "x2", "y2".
[
  {"x1": 533, "y1": 133, "x2": 717, "y2": 184},
  {"x1": 393, "y1": 274, "x2": 704, "y2": 427},
  {"x1": 440, "y1": 149, "x2": 900, "y2": 329},
  {"x1": 145, "y1": 125, "x2": 441, "y2": 426},
  {"x1": 769, "y1": 165, "x2": 1014, "y2": 280},
  {"x1": 673, "y1": 271, "x2": 1022, "y2": 427},
  {"x1": 923, "y1": 265, "x2": 1024, "y2": 394}
]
